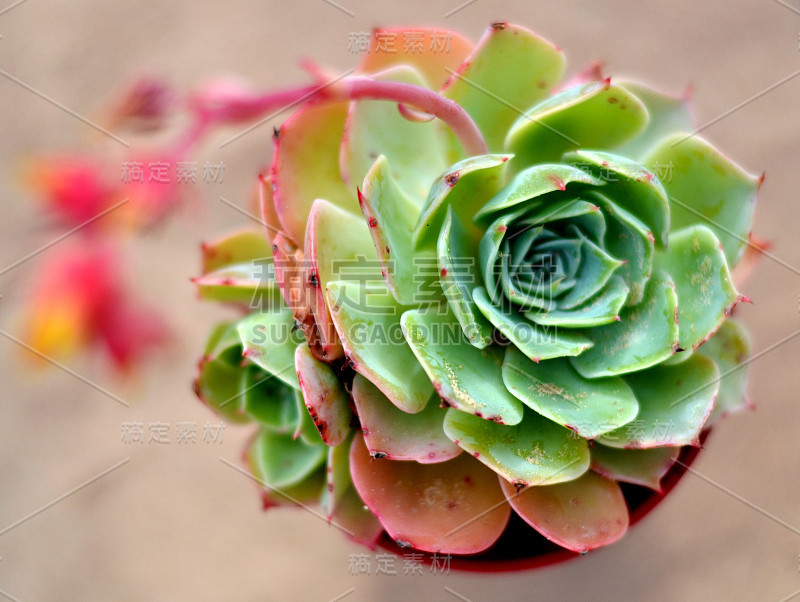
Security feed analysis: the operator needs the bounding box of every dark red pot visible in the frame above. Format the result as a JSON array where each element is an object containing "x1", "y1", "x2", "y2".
[{"x1": 376, "y1": 432, "x2": 708, "y2": 572}]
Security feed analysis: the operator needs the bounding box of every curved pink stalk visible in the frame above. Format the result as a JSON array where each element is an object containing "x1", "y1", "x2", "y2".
[
  {"x1": 396, "y1": 103, "x2": 435, "y2": 123},
  {"x1": 187, "y1": 75, "x2": 488, "y2": 156},
  {"x1": 189, "y1": 83, "x2": 319, "y2": 124},
  {"x1": 335, "y1": 77, "x2": 488, "y2": 155}
]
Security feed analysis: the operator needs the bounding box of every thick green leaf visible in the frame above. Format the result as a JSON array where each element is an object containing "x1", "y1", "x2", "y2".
[
  {"x1": 352, "y1": 374, "x2": 461, "y2": 463},
  {"x1": 655, "y1": 225, "x2": 741, "y2": 352},
  {"x1": 320, "y1": 432, "x2": 384, "y2": 547},
  {"x1": 360, "y1": 155, "x2": 439, "y2": 305},
  {"x1": 320, "y1": 431, "x2": 354, "y2": 520},
  {"x1": 341, "y1": 65, "x2": 448, "y2": 200},
  {"x1": 305, "y1": 199, "x2": 381, "y2": 283},
  {"x1": 194, "y1": 347, "x2": 250, "y2": 422},
  {"x1": 644, "y1": 134, "x2": 759, "y2": 267},
  {"x1": 204, "y1": 319, "x2": 243, "y2": 356},
  {"x1": 249, "y1": 428, "x2": 327, "y2": 490},
  {"x1": 240, "y1": 364, "x2": 298, "y2": 431},
  {"x1": 196, "y1": 357, "x2": 246, "y2": 421},
  {"x1": 201, "y1": 228, "x2": 273, "y2": 273},
  {"x1": 438, "y1": 207, "x2": 494, "y2": 348},
  {"x1": 194, "y1": 259, "x2": 282, "y2": 308},
  {"x1": 326, "y1": 280, "x2": 433, "y2": 413},
  {"x1": 588, "y1": 191, "x2": 654, "y2": 305},
  {"x1": 295, "y1": 343, "x2": 352, "y2": 446},
  {"x1": 502, "y1": 348, "x2": 638, "y2": 439},
  {"x1": 237, "y1": 309, "x2": 304, "y2": 389},
  {"x1": 563, "y1": 150, "x2": 669, "y2": 246},
  {"x1": 194, "y1": 323, "x2": 249, "y2": 424},
  {"x1": 476, "y1": 199, "x2": 610, "y2": 313},
  {"x1": 328, "y1": 484, "x2": 384, "y2": 549},
  {"x1": 272, "y1": 102, "x2": 357, "y2": 242},
  {"x1": 614, "y1": 82, "x2": 695, "y2": 160},
  {"x1": 443, "y1": 408, "x2": 590, "y2": 486},
  {"x1": 518, "y1": 196, "x2": 603, "y2": 226},
  {"x1": 478, "y1": 210, "x2": 521, "y2": 305},
  {"x1": 413, "y1": 153, "x2": 510, "y2": 250},
  {"x1": 305, "y1": 198, "x2": 381, "y2": 359},
  {"x1": 557, "y1": 234, "x2": 624, "y2": 309},
  {"x1": 698, "y1": 319, "x2": 752, "y2": 425},
  {"x1": 349, "y1": 432, "x2": 510, "y2": 554},
  {"x1": 504, "y1": 81, "x2": 648, "y2": 168},
  {"x1": 401, "y1": 306, "x2": 524, "y2": 425},
  {"x1": 571, "y1": 271, "x2": 679, "y2": 378},
  {"x1": 598, "y1": 354, "x2": 719, "y2": 448},
  {"x1": 442, "y1": 22, "x2": 565, "y2": 154},
  {"x1": 293, "y1": 389, "x2": 324, "y2": 445},
  {"x1": 270, "y1": 232, "x2": 310, "y2": 326},
  {"x1": 526, "y1": 276, "x2": 629, "y2": 328},
  {"x1": 248, "y1": 456, "x2": 326, "y2": 508},
  {"x1": 499, "y1": 471, "x2": 628, "y2": 553},
  {"x1": 590, "y1": 443, "x2": 679, "y2": 491},
  {"x1": 473, "y1": 287, "x2": 593, "y2": 362},
  {"x1": 474, "y1": 163, "x2": 601, "y2": 223}
]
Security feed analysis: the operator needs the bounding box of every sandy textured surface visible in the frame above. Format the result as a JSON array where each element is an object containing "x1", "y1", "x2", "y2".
[{"x1": 1, "y1": 1, "x2": 799, "y2": 600}]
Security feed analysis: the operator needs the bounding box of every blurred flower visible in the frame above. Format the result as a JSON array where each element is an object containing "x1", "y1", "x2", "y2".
[
  {"x1": 26, "y1": 155, "x2": 119, "y2": 228},
  {"x1": 27, "y1": 151, "x2": 186, "y2": 232},
  {"x1": 24, "y1": 243, "x2": 168, "y2": 372},
  {"x1": 102, "y1": 75, "x2": 174, "y2": 133}
]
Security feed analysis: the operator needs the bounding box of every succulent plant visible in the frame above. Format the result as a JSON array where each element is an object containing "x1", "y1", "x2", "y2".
[{"x1": 194, "y1": 23, "x2": 760, "y2": 558}]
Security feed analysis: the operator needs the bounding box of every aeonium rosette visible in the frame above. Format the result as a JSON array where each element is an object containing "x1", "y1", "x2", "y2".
[{"x1": 193, "y1": 23, "x2": 760, "y2": 557}]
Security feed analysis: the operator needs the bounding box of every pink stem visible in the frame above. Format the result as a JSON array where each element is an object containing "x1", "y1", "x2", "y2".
[
  {"x1": 396, "y1": 102, "x2": 435, "y2": 123},
  {"x1": 335, "y1": 77, "x2": 488, "y2": 156},
  {"x1": 186, "y1": 76, "x2": 488, "y2": 156},
  {"x1": 169, "y1": 84, "x2": 317, "y2": 155},
  {"x1": 193, "y1": 85, "x2": 319, "y2": 123}
]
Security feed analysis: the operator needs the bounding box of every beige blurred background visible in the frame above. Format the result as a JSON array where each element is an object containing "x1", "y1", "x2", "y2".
[{"x1": 1, "y1": 1, "x2": 799, "y2": 600}]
